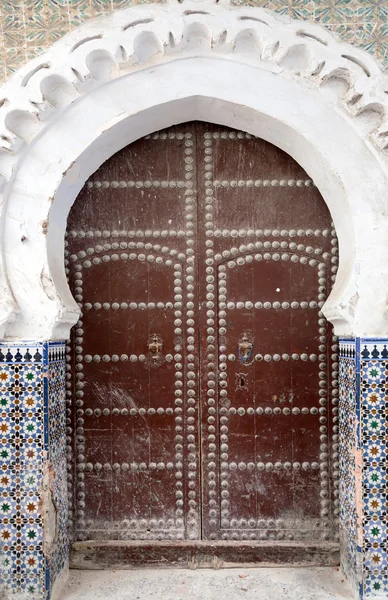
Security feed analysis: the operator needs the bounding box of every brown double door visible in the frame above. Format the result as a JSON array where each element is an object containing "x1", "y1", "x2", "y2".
[{"x1": 67, "y1": 122, "x2": 338, "y2": 547}]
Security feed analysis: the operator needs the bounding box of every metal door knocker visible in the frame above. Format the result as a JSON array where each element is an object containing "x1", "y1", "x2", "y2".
[
  {"x1": 238, "y1": 333, "x2": 254, "y2": 365},
  {"x1": 148, "y1": 333, "x2": 163, "y2": 366}
]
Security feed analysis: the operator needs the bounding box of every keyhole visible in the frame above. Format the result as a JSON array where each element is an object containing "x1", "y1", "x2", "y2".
[{"x1": 236, "y1": 372, "x2": 248, "y2": 391}]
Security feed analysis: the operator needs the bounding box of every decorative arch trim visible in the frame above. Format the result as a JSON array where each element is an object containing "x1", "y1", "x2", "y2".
[{"x1": 0, "y1": 1, "x2": 388, "y2": 340}]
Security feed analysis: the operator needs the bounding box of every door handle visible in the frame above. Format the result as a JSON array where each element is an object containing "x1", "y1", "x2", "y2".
[
  {"x1": 148, "y1": 333, "x2": 163, "y2": 365},
  {"x1": 238, "y1": 333, "x2": 254, "y2": 365}
]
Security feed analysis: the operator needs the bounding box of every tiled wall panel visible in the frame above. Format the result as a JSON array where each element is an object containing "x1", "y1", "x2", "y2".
[
  {"x1": 0, "y1": 0, "x2": 387, "y2": 82},
  {"x1": 339, "y1": 339, "x2": 388, "y2": 598},
  {"x1": 339, "y1": 340, "x2": 361, "y2": 592},
  {"x1": 0, "y1": 342, "x2": 67, "y2": 600}
]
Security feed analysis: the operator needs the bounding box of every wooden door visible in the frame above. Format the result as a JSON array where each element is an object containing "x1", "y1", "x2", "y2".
[{"x1": 66, "y1": 122, "x2": 338, "y2": 551}]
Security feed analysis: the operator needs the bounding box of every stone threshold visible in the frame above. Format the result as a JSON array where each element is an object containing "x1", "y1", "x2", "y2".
[{"x1": 63, "y1": 567, "x2": 354, "y2": 600}]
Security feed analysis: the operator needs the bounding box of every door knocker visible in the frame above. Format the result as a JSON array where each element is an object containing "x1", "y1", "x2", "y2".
[
  {"x1": 148, "y1": 333, "x2": 163, "y2": 366},
  {"x1": 238, "y1": 333, "x2": 254, "y2": 365}
]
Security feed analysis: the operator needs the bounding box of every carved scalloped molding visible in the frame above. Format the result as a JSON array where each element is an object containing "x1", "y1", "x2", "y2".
[
  {"x1": 0, "y1": 0, "x2": 388, "y2": 181},
  {"x1": 1, "y1": 0, "x2": 388, "y2": 340}
]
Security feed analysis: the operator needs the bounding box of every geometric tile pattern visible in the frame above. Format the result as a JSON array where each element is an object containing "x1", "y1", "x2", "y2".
[
  {"x1": 0, "y1": 0, "x2": 387, "y2": 82},
  {"x1": 0, "y1": 342, "x2": 67, "y2": 600},
  {"x1": 360, "y1": 343, "x2": 388, "y2": 598},
  {"x1": 47, "y1": 347, "x2": 68, "y2": 597},
  {"x1": 339, "y1": 338, "x2": 388, "y2": 599},
  {"x1": 339, "y1": 340, "x2": 361, "y2": 593}
]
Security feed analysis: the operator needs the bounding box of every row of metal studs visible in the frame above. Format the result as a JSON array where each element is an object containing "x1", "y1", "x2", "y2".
[
  {"x1": 213, "y1": 246, "x2": 331, "y2": 259},
  {"x1": 228, "y1": 406, "x2": 320, "y2": 415},
  {"x1": 203, "y1": 132, "x2": 220, "y2": 539},
  {"x1": 140, "y1": 131, "x2": 307, "y2": 141},
  {"x1": 71, "y1": 241, "x2": 183, "y2": 252},
  {"x1": 79, "y1": 516, "x2": 318, "y2": 530},
  {"x1": 212, "y1": 179, "x2": 314, "y2": 187},
  {"x1": 212, "y1": 531, "x2": 319, "y2": 541},
  {"x1": 139, "y1": 131, "x2": 259, "y2": 140},
  {"x1": 78, "y1": 531, "x2": 188, "y2": 542},
  {"x1": 82, "y1": 352, "x2": 322, "y2": 363},
  {"x1": 228, "y1": 353, "x2": 318, "y2": 361},
  {"x1": 64, "y1": 250, "x2": 74, "y2": 538},
  {"x1": 65, "y1": 250, "x2": 330, "y2": 269},
  {"x1": 331, "y1": 230, "x2": 340, "y2": 539},
  {"x1": 83, "y1": 353, "x2": 176, "y2": 362},
  {"x1": 216, "y1": 240, "x2": 328, "y2": 250},
  {"x1": 316, "y1": 229, "x2": 339, "y2": 538},
  {"x1": 85, "y1": 407, "x2": 176, "y2": 416},
  {"x1": 218, "y1": 264, "x2": 232, "y2": 530},
  {"x1": 145, "y1": 132, "x2": 192, "y2": 139},
  {"x1": 82, "y1": 405, "x2": 321, "y2": 417},
  {"x1": 67, "y1": 230, "x2": 188, "y2": 238},
  {"x1": 173, "y1": 260, "x2": 185, "y2": 538},
  {"x1": 209, "y1": 230, "x2": 331, "y2": 239},
  {"x1": 87, "y1": 180, "x2": 186, "y2": 188},
  {"x1": 227, "y1": 461, "x2": 320, "y2": 471},
  {"x1": 66, "y1": 229, "x2": 331, "y2": 239},
  {"x1": 313, "y1": 261, "x2": 331, "y2": 535},
  {"x1": 83, "y1": 302, "x2": 174, "y2": 311},
  {"x1": 318, "y1": 260, "x2": 329, "y2": 532},
  {"x1": 74, "y1": 265, "x2": 87, "y2": 537},
  {"x1": 82, "y1": 462, "x2": 177, "y2": 472},
  {"x1": 220, "y1": 517, "x2": 315, "y2": 529},
  {"x1": 184, "y1": 132, "x2": 200, "y2": 540},
  {"x1": 224, "y1": 253, "x2": 325, "y2": 269},
  {"x1": 83, "y1": 179, "x2": 315, "y2": 189},
  {"x1": 70, "y1": 250, "x2": 185, "y2": 270},
  {"x1": 211, "y1": 132, "x2": 254, "y2": 139},
  {"x1": 84, "y1": 518, "x2": 179, "y2": 528},
  {"x1": 225, "y1": 301, "x2": 320, "y2": 310},
  {"x1": 64, "y1": 258, "x2": 87, "y2": 538}
]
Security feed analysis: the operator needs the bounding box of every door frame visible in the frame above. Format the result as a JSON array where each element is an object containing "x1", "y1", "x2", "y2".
[{"x1": 0, "y1": 2, "x2": 387, "y2": 599}]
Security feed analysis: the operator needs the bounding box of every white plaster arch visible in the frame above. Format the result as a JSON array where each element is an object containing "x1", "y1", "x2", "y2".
[{"x1": 1, "y1": 0, "x2": 388, "y2": 340}]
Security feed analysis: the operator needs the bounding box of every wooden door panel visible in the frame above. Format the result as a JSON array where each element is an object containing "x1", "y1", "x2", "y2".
[
  {"x1": 210, "y1": 189, "x2": 331, "y2": 232},
  {"x1": 211, "y1": 133, "x2": 308, "y2": 179},
  {"x1": 67, "y1": 121, "x2": 338, "y2": 551},
  {"x1": 224, "y1": 259, "x2": 326, "y2": 302},
  {"x1": 71, "y1": 187, "x2": 189, "y2": 233},
  {"x1": 223, "y1": 310, "x2": 323, "y2": 354},
  {"x1": 67, "y1": 125, "x2": 200, "y2": 542},
  {"x1": 81, "y1": 261, "x2": 176, "y2": 304},
  {"x1": 196, "y1": 123, "x2": 337, "y2": 542}
]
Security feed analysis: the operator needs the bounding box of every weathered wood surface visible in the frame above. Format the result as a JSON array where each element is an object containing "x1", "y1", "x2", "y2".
[
  {"x1": 66, "y1": 122, "x2": 338, "y2": 553},
  {"x1": 70, "y1": 540, "x2": 340, "y2": 570}
]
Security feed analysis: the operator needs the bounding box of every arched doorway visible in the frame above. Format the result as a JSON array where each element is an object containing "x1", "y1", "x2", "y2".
[
  {"x1": 1, "y1": 2, "x2": 388, "y2": 598},
  {"x1": 66, "y1": 122, "x2": 339, "y2": 560}
]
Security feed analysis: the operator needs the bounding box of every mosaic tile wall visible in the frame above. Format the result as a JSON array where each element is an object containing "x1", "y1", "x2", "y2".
[
  {"x1": 339, "y1": 339, "x2": 388, "y2": 599},
  {"x1": 0, "y1": 342, "x2": 67, "y2": 600},
  {"x1": 339, "y1": 340, "x2": 362, "y2": 594},
  {"x1": 0, "y1": 0, "x2": 387, "y2": 82}
]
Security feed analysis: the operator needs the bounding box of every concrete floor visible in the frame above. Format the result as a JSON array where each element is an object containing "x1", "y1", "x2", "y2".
[{"x1": 63, "y1": 568, "x2": 354, "y2": 600}]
